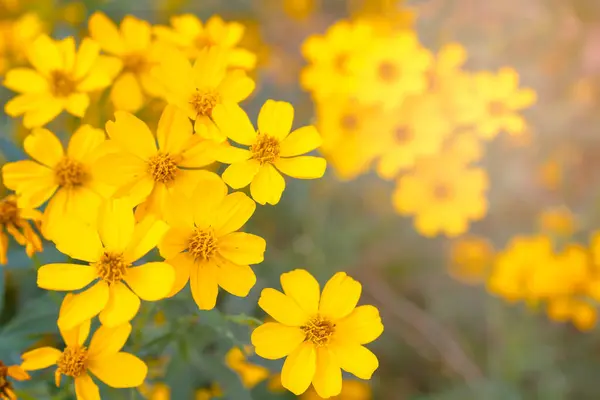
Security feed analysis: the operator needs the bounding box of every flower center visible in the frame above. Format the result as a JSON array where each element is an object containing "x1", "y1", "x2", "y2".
[
  {"x1": 0, "y1": 198, "x2": 19, "y2": 225},
  {"x1": 57, "y1": 346, "x2": 88, "y2": 378},
  {"x1": 95, "y1": 252, "x2": 129, "y2": 284},
  {"x1": 427, "y1": 69, "x2": 439, "y2": 91},
  {"x1": 147, "y1": 153, "x2": 179, "y2": 184},
  {"x1": 54, "y1": 157, "x2": 89, "y2": 188},
  {"x1": 394, "y1": 126, "x2": 412, "y2": 143},
  {"x1": 333, "y1": 53, "x2": 349, "y2": 73},
  {"x1": 123, "y1": 52, "x2": 151, "y2": 74},
  {"x1": 195, "y1": 35, "x2": 216, "y2": 49},
  {"x1": 302, "y1": 316, "x2": 335, "y2": 347},
  {"x1": 433, "y1": 182, "x2": 451, "y2": 200},
  {"x1": 378, "y1": 61, "x2": 399, "y2": 83},
  {"x1": 488, "y1": 100, "x2": 508, "y2": 117},
  {"x1": 251, "y1": 134, "x2": 280, "y2": 165},
  {"x1": 340, "y1": 114, "x2": 359, "y2": 132},
  {"x1": 189, "y1": 89, "x2": 220, "y2": 118},
  {"x1": 0, "y1": 361, "x2": 12, "y2": 399},
  {"x1": 50, "y1": 70, "x2": 76, "y2": 97},
  {"x1": 188, "y1": 228, "x2": 218, "y2": 261}
]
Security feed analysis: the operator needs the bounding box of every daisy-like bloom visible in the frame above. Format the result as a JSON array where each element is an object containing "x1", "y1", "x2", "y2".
[
  {"x1": 301, "y1": 380, "x2": 371, "y2": 400},
  {"x1": 158, "y1": 176, "x2": 265, "y2": 310},
  {"x1": 0, "y1": 13, "x2": 44, "y2": 76},
  {"x1": 225, "y1": 346, "x2": 269, "y2": 389},
  {"x1": 251, "y1": 269, "x2": 384, "y2": 398},
  {"x1": 3, "y1": 34, "x2": 113, "y2": 128},
  {"x1": 21, "y1": 299, "x2": 147, "y2": 400},
  {"x1": 94, "y1": 105, "x2": 219, "y2": 220},
  {"x1": 447, "y1": 235, "x2": 494, "y2": 285},
  {"x1": 300, "y1": 20, "x2": 374, "y2": 100},
  {"x1": 154, "y1": 14, "x2": 257, "y2": 70},
  {"x1": 89, "y1": 12, "x2": 166, "y2": 112},
  {"x1": 0, "y1": 194, "x2": 43, "y2": 265},
  {"x1": 213, "y1": 100, "x2": 327, "y2": 205},
  {"x1": 392, "y1": 154, "x2": 488, "y2": 237},
  {"x1": 349, "y1": 31, "x2": 432, "y2": 110},
  {"x1": 36, "y1": 198, "x2": 174, "y2": 329},
  {"x1": 0, "y1": 361, "x2": 30, "y2": 400},
  {"x1": 2, "y1": 125, "x2": 114, "y2": 237},
  {"x1": 157, "y1": 46, "x2": 254, "y2": 142}
]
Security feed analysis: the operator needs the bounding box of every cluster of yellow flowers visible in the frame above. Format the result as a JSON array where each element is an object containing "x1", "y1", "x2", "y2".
[
  {"x1": 301, "y1": 14, "x2": 536, "y2": 237},
  {"x1": 0, "y1": 8, "x2": 383, "y2": 400}
]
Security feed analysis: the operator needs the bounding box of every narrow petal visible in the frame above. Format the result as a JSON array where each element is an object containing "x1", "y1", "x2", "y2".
[
  {"x1": 7, "y1": 366, "x2": 30, "y2": 381},
  {"x1": 280, "y1": 269, "x2": 320, "y2": 316},
  {"x1": 121, "y1": 16, "x2": 151, "y2": 51},
  {"x1": 222, "y1": 160, "x2": 260, "y2": 189},
  {"x1": 77, "y1": 63, "x2": 113, "y2": 92},
  {"x1": 257, "y1": 100, "x2": 294, "y2": 141},
  {"x1": 312, "y1": 347, "x2": 342, "y2": 399},
  {"x1": 125, "y1": 262, "x2": 175, "y2": 301},
  {"x1": 1, "y1": 160, "x2": 55, "y2": 203},
  {"x1": 3, "y1": 68, "x2": 49, "y2": 93},
  {"x1": 124, "y1": 217, "x2": 169, "y2": 262},
  {"x1": 74, "y1": 38, "x2": 101, "y2": 80},
  {"x1": 335, "y1": 305, "x2": 384, "y2": 345},
  {"x1": 251, "y1": 322, "x2": 305, "y2": 360},
  {"x1": 190, "y1": 261, "x2": 219, "y2": 310},
  {"x1": 281, "y1": 342, "x2": 316, "y2": 396},
  {"x1": 165, "y1": 253, "x2": 193, "y2": 297},
  {"x1": 24, "y1": 128, "x2": 64, "y2": 167},
  {"x1": 274, "y1": 157, "x2": 326, "y2": 179},
  {"x1": 156, "y1": 104, "x2": 194, "y2": 155},
  {"x1": 23, "y1": 102, "x2": 64, "y2": 129},
  {"x1": 65, "y1": 93, "x2": 90, "y2": 118},
  {"x1": 67, "y1": 125, "x2": 106, "y2": 161},
  {"x1": 5, "y1": 93, "x2": 46, "y2": 117},
  {"x1": 59, "y1": 317, "x2": 91, "y2": 348},
  {"x1": 98, "y1": 198, "x2": 135, "y2": 253},
  {"x1": 215, "y1": 255, "x2": 256, "y2": 297},
  {"x1": 212, "y1": 192, "x2": 255, "y2": 236},
  {"x1": 330, "y1": 343, "x2": 379, "y2": 380},
  {"x1": 279, "y1": 126, "x2": 322, "y2": 157},
  {"x1": 88, "y1": 352, "x2": 147, "y2": 388},
  {"x1": 52, "y1": 218, "x2": 104, "y2": 262},
  {"x1": 27, "y1": 35, "x2": 61, "y2": 75},
  {"x1": 158, "y1": 227, "x2": 192, "y2": 259},
  {"x1": 99, "y1": 282, "x2": 141, "y2": 327},
  {"x1": 110, "y1": 73, "x2": 145, "y2": 113},
  {"x1": 179, "y1": 137, "x2": 218, "y2": 168},
  {"x1": 58, "y1": 282, "x2": 110, "y2": 330},
  {"x1": 75, "y1": 374, "x2": 101, "y2": 400},
  {"x1": 88, "y1": 323, "x2": 132, "y2": 359},
  {"x1": 250, "y1": 164, "x2": 286, "y2": 205},
  {"x1": 319, "y1": 272, "x2": 362, "y2": 320},
  {"x1": 20, "y1": 347, "x2": 62, "y2": 371},
  {"x1": 213, "y1": 142, "x2": 252, "y2": 164},
  {"x1": 88, "y1": 12, "x2": 125, "y2": 55},
  {"x1": 106, "y1": 113, "x2": 157, "y2": 160},
  {"x1": 258, "y1": 288, "x2": 309, "y2": 326},
  {"x1": 217, "y1": 70, "x2": 255, "y2": 103},
  {"x1": 37, "y1": 263, "x2": 97, "y2": 291},
  {"x1": 191, "y1": 173, "x2": 228, "y2": 229},
  {"x1": 211, "y1": 102, "x2": 257, "y2": 145},
  {"x1": 217, "y1": 232, "x2": 266, "y2": 265}
]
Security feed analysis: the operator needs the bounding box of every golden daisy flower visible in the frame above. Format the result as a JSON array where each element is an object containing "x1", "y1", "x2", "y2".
[
  {"x1": 157, "y1": 46, "x2": 254, "y2": 142},
  {"x1": 0, "y1": 13, "x2": 44, "y2": 76},
  {"x1": 0, "y1": 194, "x2": 43, "y2": 265},
  {"x1": 0, "y1": 361, "x2": 30, "y2": 400},
  {"x1": 89, "y1": 12, "x2": 166, "y2": 112},
  {"x1": 251, "y1": 269, "x2": 384, "y2": 398},
  {"x1": 213, "y1": 100, "x2": 327, "y2": 205},
  {"x1": 300, "y1": 20, "x2": 374, "y2": 100},
  {"x1": 21, "y1": 298, "x2": 147, "y2": 400},
  {"x1": 154, "y1": 14, "x2": 257, "y2": 70},
  {"x1": 2, "y1": 125, "x2": 114, "y2": 237},
  {"x1": 36, "y1": 198, "x2": 174, "y2": 330},
  {"x1": 158, "y1": 176, "x2": 265, "y2": 310},
  {"x1": 94, "y1": 105, "x2": 218, "y2": 220},
  {"x1": 195, "y1": 384, "x2": 223, "y2": 400},
  {"x1": 447, "y1": 235, "x2": 494, "y2": 285},
  {"x1": 225, "y1": 346, "x2": 269, "y2": 389},
  {"x1": 301, "y1": 379, "x2": 371, "y2": 400},
  {"x1": 392, "y1": 154, "x2": 488, "y2": 237},
  {"x1": 3, "y1": 34, "x2": 113, "y2": 128}
]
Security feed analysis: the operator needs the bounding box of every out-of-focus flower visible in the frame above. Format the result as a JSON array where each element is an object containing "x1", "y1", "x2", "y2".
[
  {"x1": 538, "y1": 206, "x2": 576, "y2": 237},
  {"x1": 442, "y1": 130, "x2": 485, "y2": 165},
  {"x1": 139, "y1": 382, "x2": 170, "y2": 400},
  {"x1": 282, "y1": 0, "x2": 318, "y2": 20},
  {"x1": 0, "y1": 194, "x2": 43, "y2": 265},
  {"x1": 448, "y1": 235, "x2": 494, "y2": 285},
  {"x1": 225, "y1": 346, "x2": 269, "y2": 388},
  {"x1": 301, "y1": 379, "x2": 372, "y2": 399},
  {"x1": 195, "y1": 384, "x2": 223, "y2": 400},
  {"x1": 0, "y1": 361, "x2": 30, "y2": 400},
  {"x1": 0, "y1": 13, "x2": 43, "y2": 76},
  {"x1": 538, "y1": 158, "x2": 563, "y2": 191}
]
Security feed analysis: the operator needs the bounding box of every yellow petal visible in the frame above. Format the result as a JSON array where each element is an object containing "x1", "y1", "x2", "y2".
[
  {"x1": 159, "y1": 227, "x2": 192, "y2": 259},
  {"x1": 37, "y1": 263, "x2": 97, "y2": 291},
  {"x1": 52, "y1": 218, "x2": 103, "y2": 262},
  {"x1": 212, "y1": 192, "x2": 255, "y2": 236},
  {"x1": 179, "y1": 137, "x2": 218, "y2": 168},
  {"x1": 251, "y1": 322, "x2": 305, "y2": 360},
  {"x1": 98, "y1": 198, "x2": 135, "y2": 252},
  {"x1": 192, "y1": 46, "x2": 227, "y2": 88},
  {"x1": 58, "y1": 281, "x2": 110, "y2": 330},
  {"x1": 20, "y1": 347, "x2": 62, "y2": 371},
  {"x1": 330, "y1": 343, "x2": 378, "y2": 380},
  {"x1": 257, "y1": 100, "x2": 294, "y2": 141},
  {"x1": 215, "y1": 255, "x2": 256, "y2": 297},
  {"x1": 258, "y1": 288, "x2": 309, "y2": 326},
  {"x1": 60, "y1": 320, "x2": 91, "y2": 349},
  {"x1": 281, "y1": 342, "x2": 316, "y2": 396},
  {"x1": 124, "y1": 216, "x2": 169, "y2": 262},
  {"x1": 99, "y1": 282, "x2": 141, "y2": 327},
  {"x1": 58, "y1": 37, "x2": 76, "y2": 71},
  {"x1": 88, "y1": 352, "x2": 147, "y2": 388},
  {"x1": 7, "y1": 366, "x2": 30, "y2": 381},
  {"x1": 106, "y1": 112, "x2": 157, "y2": 160},
  {"x1": 212, "y1": 102, "x2": 257, "y2": 145},
  {"x1": 24, "y1": 128, "x2": 64, "y2": 167},
  {"x1": 27, "y1": 35, "x2": 61, "y2": 75},
  {"x1": 5, "y1": 93, "x2": 46, "y2": 117},
  {"x1": 319, "y1": 272, "x2": 362, "y2": 320},
  {"x1": 312, "y1": 347, "x2": 342, "y2": 398},
  {"x1": 75, "y1": 374, "x2": 101, "y2": 400},
  {"x1": 165, "y1": 252, "x2": 193, "y2": 297},
  {"x1": 125, "y1": 262, "x2": 175, "y2": 301},
  {"x1": 279, "y1": 126, "x2": 322, "y2": 158},
  {"x1": 67, "y1": 125, "x2": 106, "y2": 161},
  {"x1": 92, "y1": 151, "x2": 147, "y2": 187},
  {"x1": 88, "y1": 323, "x2": 132, "y2": 359},
  {"x1": 88, "y1": 12, "x2": 125, "y2": 55},
  {"x1": 335, "y1": 305, "x2": 384, "y2": 345},
  {"x1": 76, "y1": 62, "x2": 113, "y2": 92},
  {"x1": 190, "y1": 261, "x2": 219, "y2": 310},
  {"x1": 213, "y1": 142, "x2": 252, "y2": 164},
  {"x1": 65, "y1": 93, "x2": 90, "y2": 118},
  {"x1": 222, "y1": 160, "x2": 260, "y2": 189},
  {"x1": 121, "y1": 16, "x2": 151, "y2": 52},
  {"x1": 217, "y1": 232, "x2": 265, "y2": 265},
  {"x1": 191, "y1": 173, "x2": 228, "y2": 229},
  {"x1": 23, "y1": 101, "x2": 64, "y2": 129},
  {"x1": 4, "y1": 68, "x2": 49, "y2": 93},
  {"x1": 280, "y1": 269, "x2": 320, "y2": 315},
  {"x1": 217, "y1": 70, "x2": 255, "y2": 103},
  {"x1": 250, "y1": 164, "x2": 285, "y2": 205},
  {"x1": 228, "y1": 49, "x2": 257, "y2": 70},
  {"x1": 74, "y1": 38, "x2": 101, "y2": 80},
  {"x1": 274, "y1": 157, "x2": 326, "y2": 179},
  {"x1": 111, "y1": 72, "x2": 145, "y2": 113},
  {"x1": 2, "y1": 161, "x2": 56, "y2": 208},
  {"x1": 156, "y1": 104, "x2": 194, "y2": 155}
]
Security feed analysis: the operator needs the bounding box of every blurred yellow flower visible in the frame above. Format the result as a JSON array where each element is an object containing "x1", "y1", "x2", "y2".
[
  {"x1": 0, "y1": 360, "x2": 30, "y2": 400},
  {"x1": 225, "y1": 346, "x2": 269, "y2": 388},
  {"x1": 252, "y1": 269, "x2": 383, "y2": 398},
  {"x1": 88, "y1": 12, "x2": 166, "y2": 112},
  {"x1": 301, "y1": 379, "x2": 371, "y2": 399},
  {"x1": 0, "y1": 194, "x2": 42, "y2": 265},
  {"x1": 158, "y1": 176, "x2": 265, "y2": 310},
  {"x1": 537, "y1": 206, "x2": 576, "y2": 237},
  {"x1": 154, "y1": 14, "x2": 257, "y2": 70},
  {"x1": 282, "y1": 0, "x2": 318, "y2": 20},
  {"x1": 0, "y1": 13, "x2": 43, "y2": 76},
  {"x1": 195, "y1": 384, "x2": 223, "y2": 400},
  {"x1": 3, "y1": 35, "x2": 113, "y2": 128},
  {"x1": 448, "y1": 236, "x2": 494, "y2": 285},
  {"x1": 37, "y1": 199, "x2": 173, "y2": 330},
  {"x1": 140, "y1": 382, "x2": 170, "y2": 400},
  {"x1": 538, "y1": 158, "x2": 563, "y2": 191}
]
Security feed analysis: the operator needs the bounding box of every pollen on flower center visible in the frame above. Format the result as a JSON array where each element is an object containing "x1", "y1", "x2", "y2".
[
  {"x1": 302, "y1": 316, "x2": 336, "y2": 347},
  {"x1": 123, "y1": 52, "x2": 151, "y2": 74},
  {"x1": 394, "y1": 126, "x2": 412, "y2": 143},
  {"x1": 148, "y1": 152, "x2": 179, "y2": 184},
  {"x1": 189, "y1": 89, "x2": 220, "y2": 117},
  {"x1": 378, "y1": 61, "x2": 399, "y2": 83},
  {"x1": 488, "y1": 100, "x2": 508, "y2": 117},
  {"x1": 188, "y1": 228, "x2": 218, "y2": 260},
  {"x1": 433, "y1": 182, "x2": 451, "y2": 200},
  {"x1": 57, "y1": 346, "x2": 88, "y2": 378},
  {"x1": 340, "y1": 114, "x2": 359, "y2": 132},
  {"x1": 95, "y1": 252, "x2": 129, "y2": 283},
  {"x1": 251, "y1": 134, "x2": 280, "y2": 164},
  {"x1": 50, "y1": 70, "x2": 76, "y2": 97},
  {"x1": 333, "y1": 53, "x2": 349, "y2": 73},
  {"x1": 54, "y1": 157, "x2": 89, "y2": 188},
  {"x1": 0, "y1": 198, "x2": 19, "y2": 225},
  {"x1": 0, "y1": 361, "x2": 12, "y2": 398}
]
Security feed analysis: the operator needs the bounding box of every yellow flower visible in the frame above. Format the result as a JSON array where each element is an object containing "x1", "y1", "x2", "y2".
[
  {"x1": 0, "y1": 13, "x2": 44, "y2": 76},
  {"x1": 195, "y1": 384, "x2": 223, "y2": 400},
  {"x1": 442, "y1": 130, "x2": 484, "y2": 165},
  {"x1": 349, "y1": 31, "x2": 432, "y2": 110},
  {"x1": 225, "y1": 346, "x2": 269, "y2": 389},
  {"x1": 251, "y1": 269, "x2": 383, "y2": 398},
  {"x1": 88, "y1": 12, "x2": 166, "y2": 112},
  {"x1": 282, "y1": 0, "x2": 318, "y2": 20},
  {"x1": 213, "y1": 100, "x2": 327, "y2": 205},
  {"x1": 0, "y1": 194, "x2": 43, "y2": 265},
  {"x1": 21, "y1": 299, "x2": 147, "y2": 399},
  {"x1": 36, "y1": 198, "x2": 173, "y2": 330},
  {"x1": 300, "y1": 20, "x2": 374, "y2": 100},
  {"x1": 158, "y1": 176, "x2": 265, "y2": 309},
  {"x1": 537, "y1": 158, "x2": 563, "y2": 191},
  {"x1": 349, "y1": 0, "x2": 415, "y2": 33},
  {"x1": 140, "y1": 382, "x2": 170, "y2": 400},
  {"x1": 537, "y1": 206, "x2": 576, "y2": 237},
  {"x1": 3, "y1": 34, "x2": 113, "y2": 128},
  {"x1": 156, "y1": 46, "x2": 254, "y2": 142},
  {"x1": 94, "y1": 105, "x2": 218, "y2": 220},
  {"x1": 154, "y1": 14, "x2": 257, "y2": 70},
  {"x1": 392, "y1": 155, "x2": 488, "y2": 237},
  {"x1": 0, "y1": 361, "x2": 30, "y2": 400},
  {"x1": 2, "y1": 125, "x2": 114, "y2": 237},
  {"x1": 447, "y1": 235, "x2": 494, "y2": 285},
  {"x1": 301, "y1": 379, "x2": 371, "y2": 400}
]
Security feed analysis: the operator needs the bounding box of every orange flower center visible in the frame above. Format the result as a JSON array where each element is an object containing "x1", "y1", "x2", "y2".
[
  {"x1": 123, "y1": 52, "x2": 151, "y2": 74},
  {"x1": 488, "y1": 100, "x2": 508, "y2": 117},
  {"x1": 394, "y1": 126, "x2": 412, "y2": 143},
  {"x1": 57, "y1": 346, "x2": 88, "y2": 378},
  {"x1": 377, "y1": 61, "x2": 399, "y2": 83},
  {"x1": 50, "y1": 70, "x2": 76, "y2": 97},
  {"x1": 188, "y1": 228, "x2": 218, "y2": 261},
  {"x1": 189, "y1": 89, "x2": 220, "y2": 118},
  {"x1": 95, "y1": 252, "x2": 129, "y2": 283},
  {"x1": 147, "y1": 152, "x2": 179, "y2": 184},
  {"x1": 333, "y1": 52, "x2": 349, "y2": 73},
  {"x1": 251, "y1": 134, "x2": 280, "y2": 165},
  {"x1": 54, "y1": 157, "x2": 89, "y2": 188},
  {"x1": 340, "y1": 114, "x2": 359, "y2": 132},
  {"x1": 302, "y1": 316, "x2": 335, "y2": 347},
  {"x1": 433, "y1": 182, "x2": 452, "y2": 200},
  {"x1": 0, "y1": 198, "x2": 19, "y2": 225},
  {"x1": 195, "y1": 35, "x2": 217, "y2": 49},
  {"x1": 427, "y1": 69, "x2": 439, "y2": 91}
]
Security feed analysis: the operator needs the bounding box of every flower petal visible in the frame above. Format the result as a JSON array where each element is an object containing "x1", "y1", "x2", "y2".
[
  {"x1": 274, "y1": 156, "x2": 326, "y2": 179},
  {"x1": 65, "y1": 93, "x2": 90, "y2": 118},
  {"x1": 125, "y1": 262, "x2": 175, "y2": 301},
  {"x1": 156, "y1": 104, "x2": 194, "y2": 155},
  {"x1": 190, "y1": 260, "x2": 219, "y2": 310},
  {"x1": 88, "y1": 12, "x2": 125, "y2": 55},
  {"x1": 319, "y1": 272, "x2": 362, "y2": 320},
  {"x1": 158, "y1": 227, "x2": 192, "y2": 259},
  {"x1": 88, "y1": 352, "x2": 147, "y2": 388},
  {"x1": 213, "y1": 142, "x2": 252, "y2": 164},
  {"x1": 217, "y1": 69, "x2": 255, "y2": 103},
  {"x1": 74, "y1": 38, "x2": 101, "y2": 80},
  {"x1": 51, "y1": 218, "x2": 103, "y2": 262},
  {"x1": 281, "y1": 342, "x2": 316, "y2": 396},
  {"x1": 58, "y1": 281, "x2": 110, "y2": 330},
  {"x1": 98, "y1": 198, "x2": 135, "y2": 252},
  {"x1": 250, "y1": 164, "x2": 286, "y2": 205},
  {"x1": 217, "y1": 232, "x2": 266, "y2": 265},
  {"x1": 251, "y1": 322, "x2": 305, "y2": 360},
  {"x1": 257, "y1": 100, "x2": 294, "y2": 141},
  {"x1": 191, "y1": 173, "x2": 228, "y2": 229},
  {"x1": 312, "y1": 347, "x2": 342, "y2": 399},
  {"x1": 222, "y1": 160, "x2": 261, "y2": 189},
  {"x1": 7, "y1": 366, "x2": 30, "y2": 381},
  {"x1": 27, "y1": 35, "x2": 62, "y2": 75},
  {"x1": 215, "y1": 255, "x2": 256, "y2": 297},
  {"x1": 124, "y1": 216, "x2": 169, "y2": 262},
  {"x1": 75, "y1": 374, "x2": 101, "y2": 400},
  {"x1": 258, "y1": 288, "x2": 309, "y2": 326},
  {"x1": 1, "y1": 160, "x2": 56, "y2": 208},
  {"x1": 212, "y1": 102, "x2": 257, "y2": 145},
  {"x1": 280, "y1": 269, "x2": 320, "y2": 316},
  {"x1": 111, "y1": 72, "x2": 145, "y2": 112},
  {"x1": 330, "y1": 343, "x2": 379, "y2": 380},
  {"x1": 121, "y1": 16, "x2": 151, "y2": 52},
  {"x1": 20, "y1": 347, "x2": 62, "y2": 371},
  {"x1": 165, "y1": 252, "x2": 193, "y2": 297},
  {"x1": 106, "y1": 112, "x2": 157, "y2": 160},
  {"x1": 279, "y1": 126, "x2": 322, "y2": 157},
  {"x1": 67, "y1": 125, "x2": 106, "y2": 161},
  {"x1": 335, "y1": 305, "x2": 384, "y2": 345},
  {"x1": 88, "y1": 323, "x2": 132, "y2": 359},
  {"x1": 23, "y1": 101, "x2": 64, "y2": 129},
  {"x1": 4, "y1": 68, "x2": 49, "y2": 93},
  {"x1": 37, "y1": 263, "x2": 97, "y2": 291},
  {"x1": 24, "y1": 128, "x2": 64, "y2": 167},
  {"x1": 212, "y1": 192, "x2": 255, "y2": 236},
  {"x1": 99, "y1": 282, "x2": 141, "y2": 327}
]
